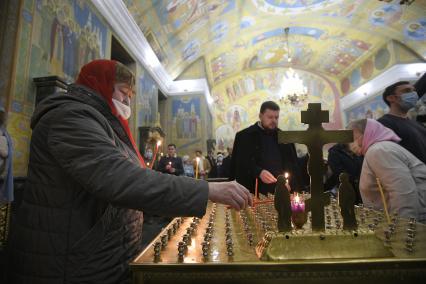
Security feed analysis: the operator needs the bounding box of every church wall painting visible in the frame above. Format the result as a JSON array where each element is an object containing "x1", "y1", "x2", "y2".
[
  {"x1": 125, "y1": 0, "x2": 237, "y2": 78},
  {"x1": 171, "y1": 97, "x2": 201, "y2": 141},
  {"x1": 9, "y1": 0, "x2": 110, "y2": 176},
  {"x1": 404, "y1": 17, "x2": 426, "y2": 42},
  {"x1": 212, "y1": 68, "x2": 342, "y2": 152},
  {"x1": 344, "y1": 94, "x2": 389, "y2": 125},
  {"x1": 340, "y1": 43, "x2": 394, "y2": 96},
  {"x1": 30, "y1": 0, "x2": 108, "y2": 83},
  {"x1": 165, "y1": 94, "x2": 214, "y2": 157},
  {"x1": 137, "y1": 69, "x2": 158, "y2": 127},
  {"x1": 145, "y1": 30, "x2": 169, "y2": 67}
]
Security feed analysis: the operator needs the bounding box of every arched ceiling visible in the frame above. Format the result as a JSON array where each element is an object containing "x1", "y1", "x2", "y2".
[{"x1": 123, "y1": 0, "x2": 426, "y2": 87}]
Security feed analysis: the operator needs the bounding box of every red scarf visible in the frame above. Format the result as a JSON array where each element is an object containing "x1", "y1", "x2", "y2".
[{"x1": 76, "y1": 60, "x2": 146, "y2": 167}]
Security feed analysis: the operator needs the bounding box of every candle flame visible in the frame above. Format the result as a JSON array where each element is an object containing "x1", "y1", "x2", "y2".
[
  {"x1": 157, "y1": 140, "x2": 162, "y2": 147},
  {"x1": 294, "y1": 193, "x2": 300, "y2": 203},
  {"x1": 196, "y1": 157, "x2": 200, "y2": 162},
  {"x1": 284, "y1": 172, "x2": 289, "y2": 178},
  {"x1": 168, "y1": 161, "x2": 172, "y2": 165}
]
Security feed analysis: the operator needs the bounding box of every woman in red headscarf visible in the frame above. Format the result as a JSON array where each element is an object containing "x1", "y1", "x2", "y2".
[{"x1": 9, "y1": 59, "x2": 253, "y2": 283}]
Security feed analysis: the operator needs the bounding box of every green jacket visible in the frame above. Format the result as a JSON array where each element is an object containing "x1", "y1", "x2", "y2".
[{"x1": 9, "y1": 85, "x2": 208, "y2": 283}]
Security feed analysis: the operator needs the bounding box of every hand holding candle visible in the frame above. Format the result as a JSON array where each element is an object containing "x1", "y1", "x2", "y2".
[{"x1": 167, "y1": 161, "x2": 175, "y2": 173}]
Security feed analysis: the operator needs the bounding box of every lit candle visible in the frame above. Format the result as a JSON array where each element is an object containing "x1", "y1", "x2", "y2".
[
  {"x1": 291, "y1": 193, "x2": 305, "y2": 212},
  {"x1": 195, "y1": 157, "x2": 200, "y2": 179},
  {"x1": 284, "y1": 172, "x2": 291, "y2": 192},
  {"x1": 168, "y1": 161, "x2": 172, "y2": 166},
  {"x1": 150, "y1": 140, "x2": 162, "y2": 169}
]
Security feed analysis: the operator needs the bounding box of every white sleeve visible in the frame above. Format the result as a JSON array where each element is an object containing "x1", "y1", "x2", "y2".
[{"x1": 366, "y1": 145, "x2": 419, "y2": 219}]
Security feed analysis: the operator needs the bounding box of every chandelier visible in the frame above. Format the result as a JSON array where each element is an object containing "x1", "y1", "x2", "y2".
[{"x1": 279, "y1": 27, "x2": 308, "y2": 106}]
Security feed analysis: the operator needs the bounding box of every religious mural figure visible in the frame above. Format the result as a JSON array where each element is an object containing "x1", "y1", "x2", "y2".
[
  {"x1": 231, "y1": 110, "x2": 241, "y2": 132},
  {"x1": 172, "y1": 98, "x2": 201, "y2": 140},
  {"x1": 63, "y1": 15, "x2": 78, "y2": 77},
  {"x1": 226, "y1": 86, "x2": 236, "y2": 102},
  {"x1": 30, "y1": 0, "x2": 107, "y2": 81},
  {"x1": 50, "y1": 17, "x2": 65, "y2": 75}
]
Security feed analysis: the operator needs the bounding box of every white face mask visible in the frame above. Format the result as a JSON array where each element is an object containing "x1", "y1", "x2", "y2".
[{"x1": 112, "y1": 98, "x2": 131, "y2": 120}]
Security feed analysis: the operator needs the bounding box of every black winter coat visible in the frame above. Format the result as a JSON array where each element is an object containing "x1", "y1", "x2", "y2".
[
  {"x1": 8, "y1": 85, "x2": 208, "y2": 283},
  {"x1": 325, "y1": 143, "x2": 363, "y2": 203},
  {"x1": 229, "y1": 123, "x2": 301, "y2": 194}
]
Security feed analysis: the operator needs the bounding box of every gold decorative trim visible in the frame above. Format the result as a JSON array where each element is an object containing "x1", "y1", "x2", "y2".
[{"x1": 0, "y1": 203, "x2": 11, "y2": 249}]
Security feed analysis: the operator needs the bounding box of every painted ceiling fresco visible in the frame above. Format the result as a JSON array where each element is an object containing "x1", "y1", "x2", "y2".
[{"x1": 124, "y1": 0, "x2": 426, "y2": 85}]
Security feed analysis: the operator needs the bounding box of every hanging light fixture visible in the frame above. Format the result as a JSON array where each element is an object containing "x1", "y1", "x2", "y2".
[{"x1": 279, "y1": 27, "x2": 308, "y2": 106}]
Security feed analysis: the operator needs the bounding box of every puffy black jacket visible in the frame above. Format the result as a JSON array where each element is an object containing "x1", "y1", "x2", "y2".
[{"x1": 9, "y1": 85, "x2": 208, "y2": 283}]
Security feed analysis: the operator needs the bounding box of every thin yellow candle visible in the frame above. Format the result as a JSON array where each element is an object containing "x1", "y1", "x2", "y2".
[
  {"x1": 376, "y1": 177, "x2": 391, "y2": 224},
  {"x1": 195, "y1": 157, "x2": 200, "y2": 179}
]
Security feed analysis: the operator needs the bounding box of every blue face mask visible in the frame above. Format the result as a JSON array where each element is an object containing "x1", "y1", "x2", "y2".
[{"x1": 399, "y1": 91, "x2": 419, "y2": 111}]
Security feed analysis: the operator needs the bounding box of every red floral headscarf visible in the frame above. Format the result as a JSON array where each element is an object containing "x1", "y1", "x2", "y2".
[{"x1": 76, "y1": 59, "x2": 146, "y2": 167}]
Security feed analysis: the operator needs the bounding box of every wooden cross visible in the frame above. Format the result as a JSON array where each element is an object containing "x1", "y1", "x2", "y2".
[{"x1": 278, "y1": 103, "x2": 353, "y2": 231}]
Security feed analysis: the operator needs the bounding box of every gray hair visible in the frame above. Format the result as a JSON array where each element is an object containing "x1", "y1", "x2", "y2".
[
  {"x1": 182, "y1": 155, "x2": 190, "y2": 162},
  {"x1": 347, "y1": 119, "x2": 367, "y2": 134}
]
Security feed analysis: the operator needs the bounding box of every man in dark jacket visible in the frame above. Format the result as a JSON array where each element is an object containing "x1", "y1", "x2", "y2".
[
  {"x1": 8, "y1": 60, "x2": 252, "y2": 284},
  {"x1": 157, "y1": 143, "x2": 184, "y2": 176},
  {"x1": 230, "y1": 101, "x2": 301, "y2": 196},
  {"x1": 325, "y1": 143, "x2": 363, "y2": 204},
  {"x1": 378, "y1": 81, "x2": 426, "y2": 164}
]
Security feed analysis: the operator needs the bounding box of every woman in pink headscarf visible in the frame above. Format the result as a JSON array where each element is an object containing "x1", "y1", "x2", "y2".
[{"x1": 348, "y1": 118, "x2": 426, "y2": 223}]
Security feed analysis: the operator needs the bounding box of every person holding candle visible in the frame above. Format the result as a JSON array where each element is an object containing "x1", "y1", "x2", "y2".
[
  {"x1": 348, "y1": 118, "x2": 426, "y2": 223},
  {"x1": 145, "y1": 143, "x2": 184, "y2": 247},
  {"x1": 230, "y1": 101, "x2": 302, "y2": 195},
  {"x1": 193, "y1": 150, "x2": 210, "y2": 180},
  {"x1": 157, "y1": 143, "x2": 184, "y2": 176},
  {"x1": 8, "y1": 60, "x2": 253, "y2": 283}
]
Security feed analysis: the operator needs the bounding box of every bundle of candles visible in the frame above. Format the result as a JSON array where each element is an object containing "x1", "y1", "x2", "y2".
[
  {"x1": 290, "y1": 193, "x2": 305, "y2": 213},
  {"x1": 147, "y1": 140, "x2": 162, "y2": 169}
]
